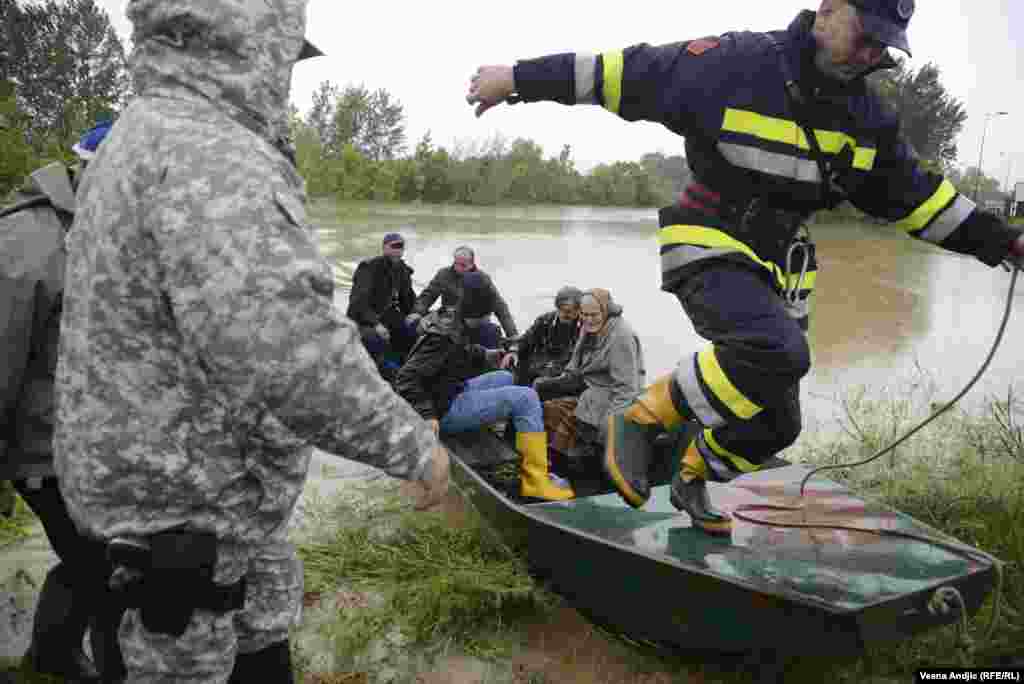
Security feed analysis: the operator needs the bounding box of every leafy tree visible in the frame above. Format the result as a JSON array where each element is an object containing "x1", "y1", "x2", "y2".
[
  {"x1": 362, "y1": 89, "x2": 406, "y2": 161},
  {"x1": 869, "y1": 59, "x2": 966, "y2": 167},
  {"x1": 640, "y1": 152, "x2": 690, "y2": 196},
  {"x1": 306, "y1": 80, "x2": 339, "y2": 150},
  {"x1": 1, "y1": 84, "x2": 37, "y2": 197},
  {"x1": 1, "y1": 0, "x2": 127, "y2": 150},
  {"x1": 950, "y1": 166, "x2": 1001, "y2": 199}
]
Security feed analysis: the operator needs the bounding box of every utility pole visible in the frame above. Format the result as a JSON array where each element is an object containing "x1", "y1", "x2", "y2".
[{"x1": 974, "y1": 111, "x2": 1009, "y2": 203}]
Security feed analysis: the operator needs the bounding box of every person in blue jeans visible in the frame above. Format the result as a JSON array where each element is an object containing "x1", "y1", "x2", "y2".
[{"x1": 394, "y1": 275, "x2": 574, "y2": 501}]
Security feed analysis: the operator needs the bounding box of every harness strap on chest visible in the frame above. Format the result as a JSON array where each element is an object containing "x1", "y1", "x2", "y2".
[{"x1": 765, "y1": 35, "x2": 846, "y2": 209}]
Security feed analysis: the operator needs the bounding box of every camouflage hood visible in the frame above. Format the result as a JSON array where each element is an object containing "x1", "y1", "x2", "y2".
[{"x1": 127, "y1": 0, "x2": 310, "y2": 145}]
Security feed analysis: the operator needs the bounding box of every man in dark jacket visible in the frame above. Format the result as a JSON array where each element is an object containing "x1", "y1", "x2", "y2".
[
  {"x1": 510, "y1": 285, "x2": 583, "y2": 386},
  {"x1": 395, "y1": 273, "x2": 574, "y2": 501},
  {"x1": 467, "y1": 0, "x2": 1024, "y2": 535},
  {"x1": 0, "y1": 124, "x2": 122, "y2": 682},
  {"x1": 407, "y1": 245, "x2": 519, "y2": 348},
  {"x1": 346, "y1": 232, "x2": 419, "y2": 379}
]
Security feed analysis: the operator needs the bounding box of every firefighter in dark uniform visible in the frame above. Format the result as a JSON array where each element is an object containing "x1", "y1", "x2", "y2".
[{"x1": 467, "y1": 0, "x2": 1024, "y2": 535}]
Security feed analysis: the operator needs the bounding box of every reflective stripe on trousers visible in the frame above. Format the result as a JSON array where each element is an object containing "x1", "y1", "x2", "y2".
[{"x1": 670, "y1": 262, "x2": 808, "y2": 468}]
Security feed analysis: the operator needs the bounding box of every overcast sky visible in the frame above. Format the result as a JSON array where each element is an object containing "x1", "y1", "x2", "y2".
[{"x1": 96, "y1": 0, "x2": 1022, "y2": 192}]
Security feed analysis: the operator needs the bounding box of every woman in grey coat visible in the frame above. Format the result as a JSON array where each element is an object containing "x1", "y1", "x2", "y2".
[{"x1": 538, "y1": 289, "x2": 645, "y2": 477}]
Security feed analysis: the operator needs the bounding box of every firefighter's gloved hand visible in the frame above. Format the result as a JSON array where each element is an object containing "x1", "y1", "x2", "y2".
[{"x1": 1008, "y1": 233, "x2": 1024, "y2": 270}]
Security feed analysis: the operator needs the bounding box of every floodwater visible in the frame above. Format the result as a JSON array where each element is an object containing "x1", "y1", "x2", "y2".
[{"x1": 317, "y1": 200, "x2": 1024, "y2": 429}]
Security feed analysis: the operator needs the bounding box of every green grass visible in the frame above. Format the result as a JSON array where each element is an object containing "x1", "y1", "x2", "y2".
[
  {"x1": 0, "y1": 486, "x2": 37, "y2": 548},
  {"x1": 295, "y1": 482, "x2": 550, "y2": 669}
]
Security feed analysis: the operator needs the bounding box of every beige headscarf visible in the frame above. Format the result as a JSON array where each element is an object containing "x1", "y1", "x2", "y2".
[{"x1": 581, "y1": 288, "x2": 622, "y2": 339}]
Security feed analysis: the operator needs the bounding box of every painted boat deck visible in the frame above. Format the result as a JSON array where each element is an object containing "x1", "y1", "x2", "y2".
[
  {"x1": 525, "y1": 465, "x2": 985, "y2": 613},
  {"x1": 444, "y1": 429, "x2": 995, "y2": 653}
]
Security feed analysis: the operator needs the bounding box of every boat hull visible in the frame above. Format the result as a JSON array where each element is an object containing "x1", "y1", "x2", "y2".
[{"x1": 443, "y1": 430, "x2": 997, "y2": 655}]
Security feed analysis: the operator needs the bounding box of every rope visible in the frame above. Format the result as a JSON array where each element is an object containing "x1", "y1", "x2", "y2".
[
  {"x1": 731, "y1": 261, "x2": 1020, "y2": 657},
  {"x1": 798, "y1": 264, "x2": 1020, "y2": 496}
]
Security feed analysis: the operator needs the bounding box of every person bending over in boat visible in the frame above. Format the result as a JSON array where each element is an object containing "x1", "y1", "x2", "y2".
[
  {"x1": 539, "y1": 289, "x2": 645, "y2": 482},
  {"x1": 395, "y1": 272, "x2": 575, "y2": 501},
  {"x1": 406, "y1": 246, "x2": 519, "y2": 349},
  {"x1": 466, "y1": 0, "x2": 1024, "y2": 534},
  {"x1": 506, "y1": 285, "x2": 583, "y2": 387}
]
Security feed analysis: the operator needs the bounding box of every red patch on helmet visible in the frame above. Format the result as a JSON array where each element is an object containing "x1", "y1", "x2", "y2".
[{"x1": 687, "y1": 37, "x2": 720, "y2": 55}]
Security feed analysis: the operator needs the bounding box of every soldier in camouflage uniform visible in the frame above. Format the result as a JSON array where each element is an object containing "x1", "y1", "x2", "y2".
[{"x1": 53, "y1": 1, "x2": 449, "y2": 682}]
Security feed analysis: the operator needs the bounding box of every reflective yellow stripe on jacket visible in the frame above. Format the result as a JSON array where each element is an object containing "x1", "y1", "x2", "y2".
[
  {"x1": 896, "y1": 179, "x2": 976, "y2": 246},
  {"x1": 719, "y1": 109, "x2": 876, "y2": 183},
  {"x1": 600, "y1": 50, "x2": 624, "y2": 114},
  {"x1": 658, "y1": 224, "x2": 818, "y2": 294}
]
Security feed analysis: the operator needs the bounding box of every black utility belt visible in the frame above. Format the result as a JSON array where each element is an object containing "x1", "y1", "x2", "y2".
[{"x1": 107, "y1": 530, "x2": 247, "y2": 637}]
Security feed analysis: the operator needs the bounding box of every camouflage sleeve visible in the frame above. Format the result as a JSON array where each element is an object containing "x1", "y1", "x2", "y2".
[{"x1": 147, "y1": 163, "x2": 437, "y2": 481}]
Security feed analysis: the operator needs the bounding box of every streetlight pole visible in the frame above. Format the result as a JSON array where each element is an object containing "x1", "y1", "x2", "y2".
[
  {"x1": 974, "y1": 111, "x2": 1009, "y2": 203},
  {"x1": 1006, "y1": 156, "x2": 1016, "y2": 218}
]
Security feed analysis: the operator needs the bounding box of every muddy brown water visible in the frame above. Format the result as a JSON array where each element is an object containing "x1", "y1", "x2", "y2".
[{"x1": 3, "y1": 201, "x2": 1022, "y2": 679}]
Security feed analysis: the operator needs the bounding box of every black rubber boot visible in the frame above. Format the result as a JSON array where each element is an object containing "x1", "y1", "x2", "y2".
[
  {"x1": 23, "y1": 565, "x2": 101, "y2": 682},
  {"x1": 228, "y1": 640, "x2": 294, "y2": 684},
  {"x1": 604, "y1": 374, "x2": 689, "y2": 508},
  {"x1": 669, "y1": 442, "x2": 732, "y2": 536},
  {"x1": 89, "y1": 592, "x2": 127, "y2": 683}
]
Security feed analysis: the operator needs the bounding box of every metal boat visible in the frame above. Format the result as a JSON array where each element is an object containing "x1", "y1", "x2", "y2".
[{"x1": 443, "y1": 427, "x2": 997, "y2": 657}]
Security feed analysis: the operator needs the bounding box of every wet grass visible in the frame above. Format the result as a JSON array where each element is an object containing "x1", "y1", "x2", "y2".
[
  {"x1": 0, "y1": 488, "x2": 37, "y2": 549},
  {"x1": 294, "y1": 481, "x2": 552, "y2": 676}
]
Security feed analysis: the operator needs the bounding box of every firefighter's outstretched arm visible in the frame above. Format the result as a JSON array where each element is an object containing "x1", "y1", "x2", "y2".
[
  {"x1": 467, "y1": 65, "x2": 515, "y2": 117},
  {"x1": 467, "y1": 41, "x2": 727, "y2": 133}
]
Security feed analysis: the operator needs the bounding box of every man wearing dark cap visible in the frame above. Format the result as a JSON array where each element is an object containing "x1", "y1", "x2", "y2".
[
  {"x1": 468, "y1": 0, "x2": 1024, "y2": 535},
  {"x1": 347, "y1": 232, "x2": 419, "y2": 380}
]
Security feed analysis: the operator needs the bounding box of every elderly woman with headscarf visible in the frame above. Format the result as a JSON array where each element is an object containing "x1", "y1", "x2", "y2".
[
  {"x1": 537, "y1": 289, "x2": 645, "y2": 478},
  {"x1": 509, "y1": 286, "x2": 583, "y2": 387},
  {"x1": 395, "y1": 272, "x2": 575, "y2": 501}
]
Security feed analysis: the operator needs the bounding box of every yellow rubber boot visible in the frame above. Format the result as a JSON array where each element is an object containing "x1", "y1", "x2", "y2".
[
  {"x1": 604, "y1": 373, "x2": 690, "y2": 508},
  {"x1": 669, "y1": 441, "x2": 732, "y2": 536},
  {"x1": 518, "y1": 432, "x2": 575, "y2": 501}
]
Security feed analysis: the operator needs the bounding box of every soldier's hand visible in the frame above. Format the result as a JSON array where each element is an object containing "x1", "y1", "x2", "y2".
[
  {"x1": 414, "y1": 443, "x2": 450, "y2": 510},
  {"x1": 466, "y1": 65, "x2": 516, "y2": 118},
  {"x1": 427, "y1": 418, "x2": 440, "y2": 436},
  {"x1": 500, "y1": 351, "x2": 518, "y2": 370}
]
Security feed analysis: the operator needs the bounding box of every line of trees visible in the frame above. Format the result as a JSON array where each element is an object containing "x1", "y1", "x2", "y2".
[
  {"x1": 0, "y1": 0, "x2": 1008, "y2": 208},
  {"x1": 290, "y1": 90, "x2": 691, "y2": 207}
]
